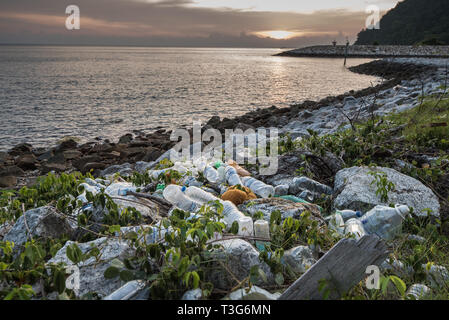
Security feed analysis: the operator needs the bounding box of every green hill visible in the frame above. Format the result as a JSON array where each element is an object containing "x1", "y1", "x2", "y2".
[{"x1": 355, "y1": 0, "x2": 449, "y2": 45}]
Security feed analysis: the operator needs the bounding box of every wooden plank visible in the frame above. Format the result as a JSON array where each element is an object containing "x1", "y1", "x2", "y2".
[{"x1": 279, "y1": 235, "x2": 389, "y2": 300}]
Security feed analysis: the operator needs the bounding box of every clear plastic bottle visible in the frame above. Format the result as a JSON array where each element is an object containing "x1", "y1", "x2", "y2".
[
  {"x1": 221, "y1": 200, "x2": 246, "y2": 227},
  {"x1": 254, "y1": 220, "x2": 270, "y2": 251},
  {"x1": 217, "y1": 166, "x2": 226, "y2": 184},
  {"x1": 336, "y1": 209, "x2": 363, "y2": 222},
  {"x1": 345, "y1": 218, "x2": 367, "y2": 239},
  {"x1": 327, "y1": 213, "x2": 345, "y2": 235},
  {"x1": 185, "y1": 186, "x2": 219, "y2": 204},
  {"x1": 360, "y1": 204, "x2": 409, "y2": 240},
  {"x1": 163, "y1": 185, "x2": 201, "y2": 212},
  {"x1": 237, "y1": 216, "x2": 254, "y2": 237},
  {"x1": 204, "y1": 166, "x2": 219, "y2": 183},
  {"x1": 241, "y1": 176, "x2": 275, "y2": 198},
  {"x1": 225, "y1": 166, "x2": 242, "y2": 186}
]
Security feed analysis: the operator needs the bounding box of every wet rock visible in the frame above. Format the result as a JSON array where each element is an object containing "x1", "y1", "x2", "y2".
[
  {"x1": 56, "y1": 139, "x2": 78, "y2": 151},
  {"x1": 4, "y1": 206, "x2": 76, "y2": 251},
  {"x1": 100, "y1": 163, "x2": 133, "y2": 177},
  {"x1": 134, "y1": 161, "x2": 155, "y2": 174},
  {"x1": 82, "y1": 162, "x2": 107, "y2": 173},
  {"x1": 227, "y1": 286, "x2": 280, "y2": 300},
  {"x1": 8, "y1": 143, "x2": 33, "y2": 156},
  {"x1": 282, "y1": 246, "x2": 316, "y2": 274},
  {"x1": 238, "y1": 198, "x2": 322, "y2": 223},
  {"x1": 207, "y1": 239, "x2": 274, "y2": 290},
  {"x1": 333, "y1": 166, "x2": 440, "y2": 218},
  {"x1": 181, "y1": 288, "x2": 203, "y2": 300},
  {"x1": 72, "y1": 155, "x2": 102, "y2": 171},
  {"x1": 118, "y1": 134, "x2": 133, "y2": 144},
  {"x1": 41, "y1": 162, "x2": 69, "y2": 174},
  {"x1": 0, "y1": 176, "x2": 17, "y2": 188},
  {"x1": 48, "y1": 237, "x2": 135, "y2": 298},
  {"x1": 63, "y1": 150, "x2": 83, "y2": 160},
  {"x1": 16, "y1": 154, "x2": 37, "y2": 170},
  {"x1": 0, "y1": 165, "x2": 25, "y2": 177}
]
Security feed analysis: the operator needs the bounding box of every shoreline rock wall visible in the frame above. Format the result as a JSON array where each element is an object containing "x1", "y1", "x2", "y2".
[{"x1": 277, "y1": 45, "x2": 449, "y2": 58}]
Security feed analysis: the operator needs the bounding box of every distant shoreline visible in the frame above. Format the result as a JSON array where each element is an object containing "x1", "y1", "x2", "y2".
[{"x1": 277, "y1": 45, "x2": 449, "y2": 58}]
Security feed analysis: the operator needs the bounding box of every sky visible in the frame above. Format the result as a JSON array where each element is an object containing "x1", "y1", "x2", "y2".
[{"x1": 0, "y1": 0, "x2": 402, "y2": 47}]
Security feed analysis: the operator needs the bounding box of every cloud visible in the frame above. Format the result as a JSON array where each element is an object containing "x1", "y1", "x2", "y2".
[{"x1": 0, "y1": 0, "x2": 395, "y2": 46}]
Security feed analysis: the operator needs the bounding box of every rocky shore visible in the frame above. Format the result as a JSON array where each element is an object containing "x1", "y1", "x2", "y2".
[
  {"x1": 277, "y1": 45, "x2": 449, "y2": 58},
  {"x1": 0, "y1": 57, "x2": 443, "y2": 190},
  {"x1": 1, "y1": 54, "x2": 449, "y2": 301}
]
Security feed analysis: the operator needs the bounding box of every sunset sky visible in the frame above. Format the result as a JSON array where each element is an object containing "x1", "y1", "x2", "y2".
[{"x1": 0, "y1": 0, "x2": 402, "y2": 47}]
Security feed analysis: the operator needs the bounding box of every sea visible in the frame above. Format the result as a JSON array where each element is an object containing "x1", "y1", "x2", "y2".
[{"x1": 0, "y1": 46, "x2": 380, "y2": 151}]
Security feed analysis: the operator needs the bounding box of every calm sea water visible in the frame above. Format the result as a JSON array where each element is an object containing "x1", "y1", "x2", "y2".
[{"x1": 0, "y1": 46, "x2": 379, "y2": 151}]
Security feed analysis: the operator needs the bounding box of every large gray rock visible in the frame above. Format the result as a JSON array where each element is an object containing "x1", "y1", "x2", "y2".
[
  {"x1": 4, "y1": 206, "x2": 77, "y2": 250},
  {"x1": 47, "y1": 237, "x2": 135, "y2": 298},
  {"x1": 289, "y1": 176, "x2": 333, "y2": 195},
  {"x1": 206, "y1": 239, "x2": 274, "y2": 290},
  {"x1": 333, "y1": 167, "x2": 440, "y2": 218}
]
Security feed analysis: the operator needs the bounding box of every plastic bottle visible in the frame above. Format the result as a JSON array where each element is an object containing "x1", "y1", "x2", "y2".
[
  {"x1": 336, "y1": 209, "x2": 363, "y2": 222},
  {"x1": 345, "y1": 218, "x2": 367, "y2": 239},
  {"x1": 221, "y1": 200, "x2": 246, "y2": 227},
  {"x1": 254, "y1": 220, "x2": 270, "y2": 251},
  {"x1": 406, "y1": 284, "x2": 430, "y2": 300},
  {"x1": 327, "y1": 213, "x2": 345, "y2": 235},
  {"x1": 217, "y1": 166, "x2": 226, "y2": 183},
  {"x1": 237, "y1": 216, "x2": 254, "y2": 237},
  {"x1": 225, "y1": 166, "x2": 242, "y2": 186},
  {"x1": 163, "y1": 185, "x2": 201, "y2": 212},
  {"x1": 183, "y1": 176, "x2": 203, "y2": 187},
  {"x1": 204, "y1": 166, "x2": 219, "y2": 183},
  {"x1": 185, "y1": 186, "x2": 219, "y2": 204},
  {"x1": 241, "y1": 176, "x2": 275, "y2": 198},
  {"x1": 360, "y1": 204, "x2": 410, "y2": 240}
]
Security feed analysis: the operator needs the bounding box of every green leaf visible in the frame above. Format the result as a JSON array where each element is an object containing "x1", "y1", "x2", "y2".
[
  {"x1": 191, "y1": 271, "x2": 200, "y2": 289},
  {"x1": 109, "y1": 258, "x2": 125, "y2": 269},
  {"x1": 104, "y1": 266, "x2": 120, "y2": 279},
  {"x1": 229, "y1": 221, "x2": 239, "y2": 235},
  {"x1": 120, "y1": 270, "x2": 134, "y2": 282},
  {"x1": 54, "y1": 269, "x2": 66, "y2": 294},
  {"x1": 389, "y1": 275, "x2": 406, "y2": 296},
  {"x1": 275, "y1": 272, "x2": 284, "y2": 286}
]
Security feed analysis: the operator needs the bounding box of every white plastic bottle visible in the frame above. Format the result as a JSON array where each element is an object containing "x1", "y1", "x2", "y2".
[
  {"x1": 185, "y1": 186, "x2": 219, "y2": 204},
  {"x1": 345, "y1": 218, "x2": 367, "y2": 239},
  {"x1": 241, "y1": 176, "x2": 275, "y2": 198},
  {"x1": 221, "y1": 200, "x2": 246, "y2": 227},
  {"x1": 163, "y1": 185, "x2": 201, "y2": 212},
  {"x1": 204, "y1": 166, "x2": 219, "y2": 183},
  {"x1": 327, "y1": 213, "x2": 345, "y2": 235},
  {"x1": 336, "y1": 209, "x2": 363, "y2": 222},
  {"x1": 360, "y1": 204, "x2": 409, "y2": 240},
  {"x1": 217, "y1": 166, "x2": 226, "y2": 184},
  {"x1": 225, "y1": 166, "x2": 242, "y2": 186}
]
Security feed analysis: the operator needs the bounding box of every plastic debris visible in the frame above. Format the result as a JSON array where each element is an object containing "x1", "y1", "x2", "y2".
[
  {"x1": 360, "y1": 204, "x2": 410, "y2": 240},
  {"x1": 344, "y1": 218, "x2": 367, "y2": 239},
  {"x1": 406, "y1": 284, "x2": 431, "y2": 300},
  {"x1": 241, "y1": 176, "x2": 275, "y2": 198}
]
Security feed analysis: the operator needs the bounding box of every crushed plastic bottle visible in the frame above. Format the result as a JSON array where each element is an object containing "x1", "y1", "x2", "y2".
[
  {"x1": 204, "y1": 166, "x2": 219, "y2": 183},
  {"x1": 225, "y1": 166, "x2": 242, "y2": 186},
  {"x1": 360, "y1": 204, "x2": 410, "y2": 240},
  {"x1": 183, "y1": 176, "x2": 203, "y2": 187},
  {"x1": 241, "y1": 176, "x2": 274, "y2": 198},
  {"x1": 76, "y1": 183, "x2": 102, "y2": 203},
  {"x1": 163, "y1": 185, "x2": 201, "y2": 212},
  {"x1": 344, "y1": 218, "x2": 367, "y2": 239},
  {"x1": 237, "y1": 216, "x2": 254, "y2": 237},
  {"x1": 217, "y1": 166, "x2": 226, "y2": 184},
  {"x1": 336, "y1": 209, "x2": 363, "y2": 222},
  {"x1": 221, "y1": 200, "x2": 246, "y2": 228},
  {"x1": 327, "y1": 213, "x2": 345, "y2": 235}
]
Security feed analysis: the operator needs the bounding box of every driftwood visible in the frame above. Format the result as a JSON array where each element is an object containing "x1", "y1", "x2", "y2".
[
  {"x1": 125, "y1": 191, "x2": 172, "y2": 216},
  {"x1": 279, "y1": 235, "x2": 389, "y2": 300}
]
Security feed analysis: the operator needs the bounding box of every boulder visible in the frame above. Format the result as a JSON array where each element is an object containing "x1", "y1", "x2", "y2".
[
  {"x1": 47, "y1": 237, "x2": 135, "y2": 298},
  {"x1": 206, "y1": 239, "x2": 274, "y2": 290},
  {"x1": 16, "y1": 154, "x2": 37, "y2": 170},
  {"x1": 100, "y1": 163, "x2": 133, "y2": 177},
  {"x1": 333, "y1": 166, "x2": 440, "y2": 218},
  {"x1": 238, "y1": 198, "x2": 322, "y2": 223},
  {"x1": 0, "y1": 176, "x2": 17, "y2": 188},
  {"x1": 4, "y1": 206, "x2": 77, "y2": 250},
  {"x1": 289, "y1": 176, "x2": 333, "y2": 195}
]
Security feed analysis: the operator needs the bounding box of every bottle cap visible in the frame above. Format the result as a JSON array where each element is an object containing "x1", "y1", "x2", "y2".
[
  {"x1": 356, "y1": 211, "x2": 362, "y2": 217},
  {"x1": 181, "y1": 186, "x2": 187, "y2": 192}
]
